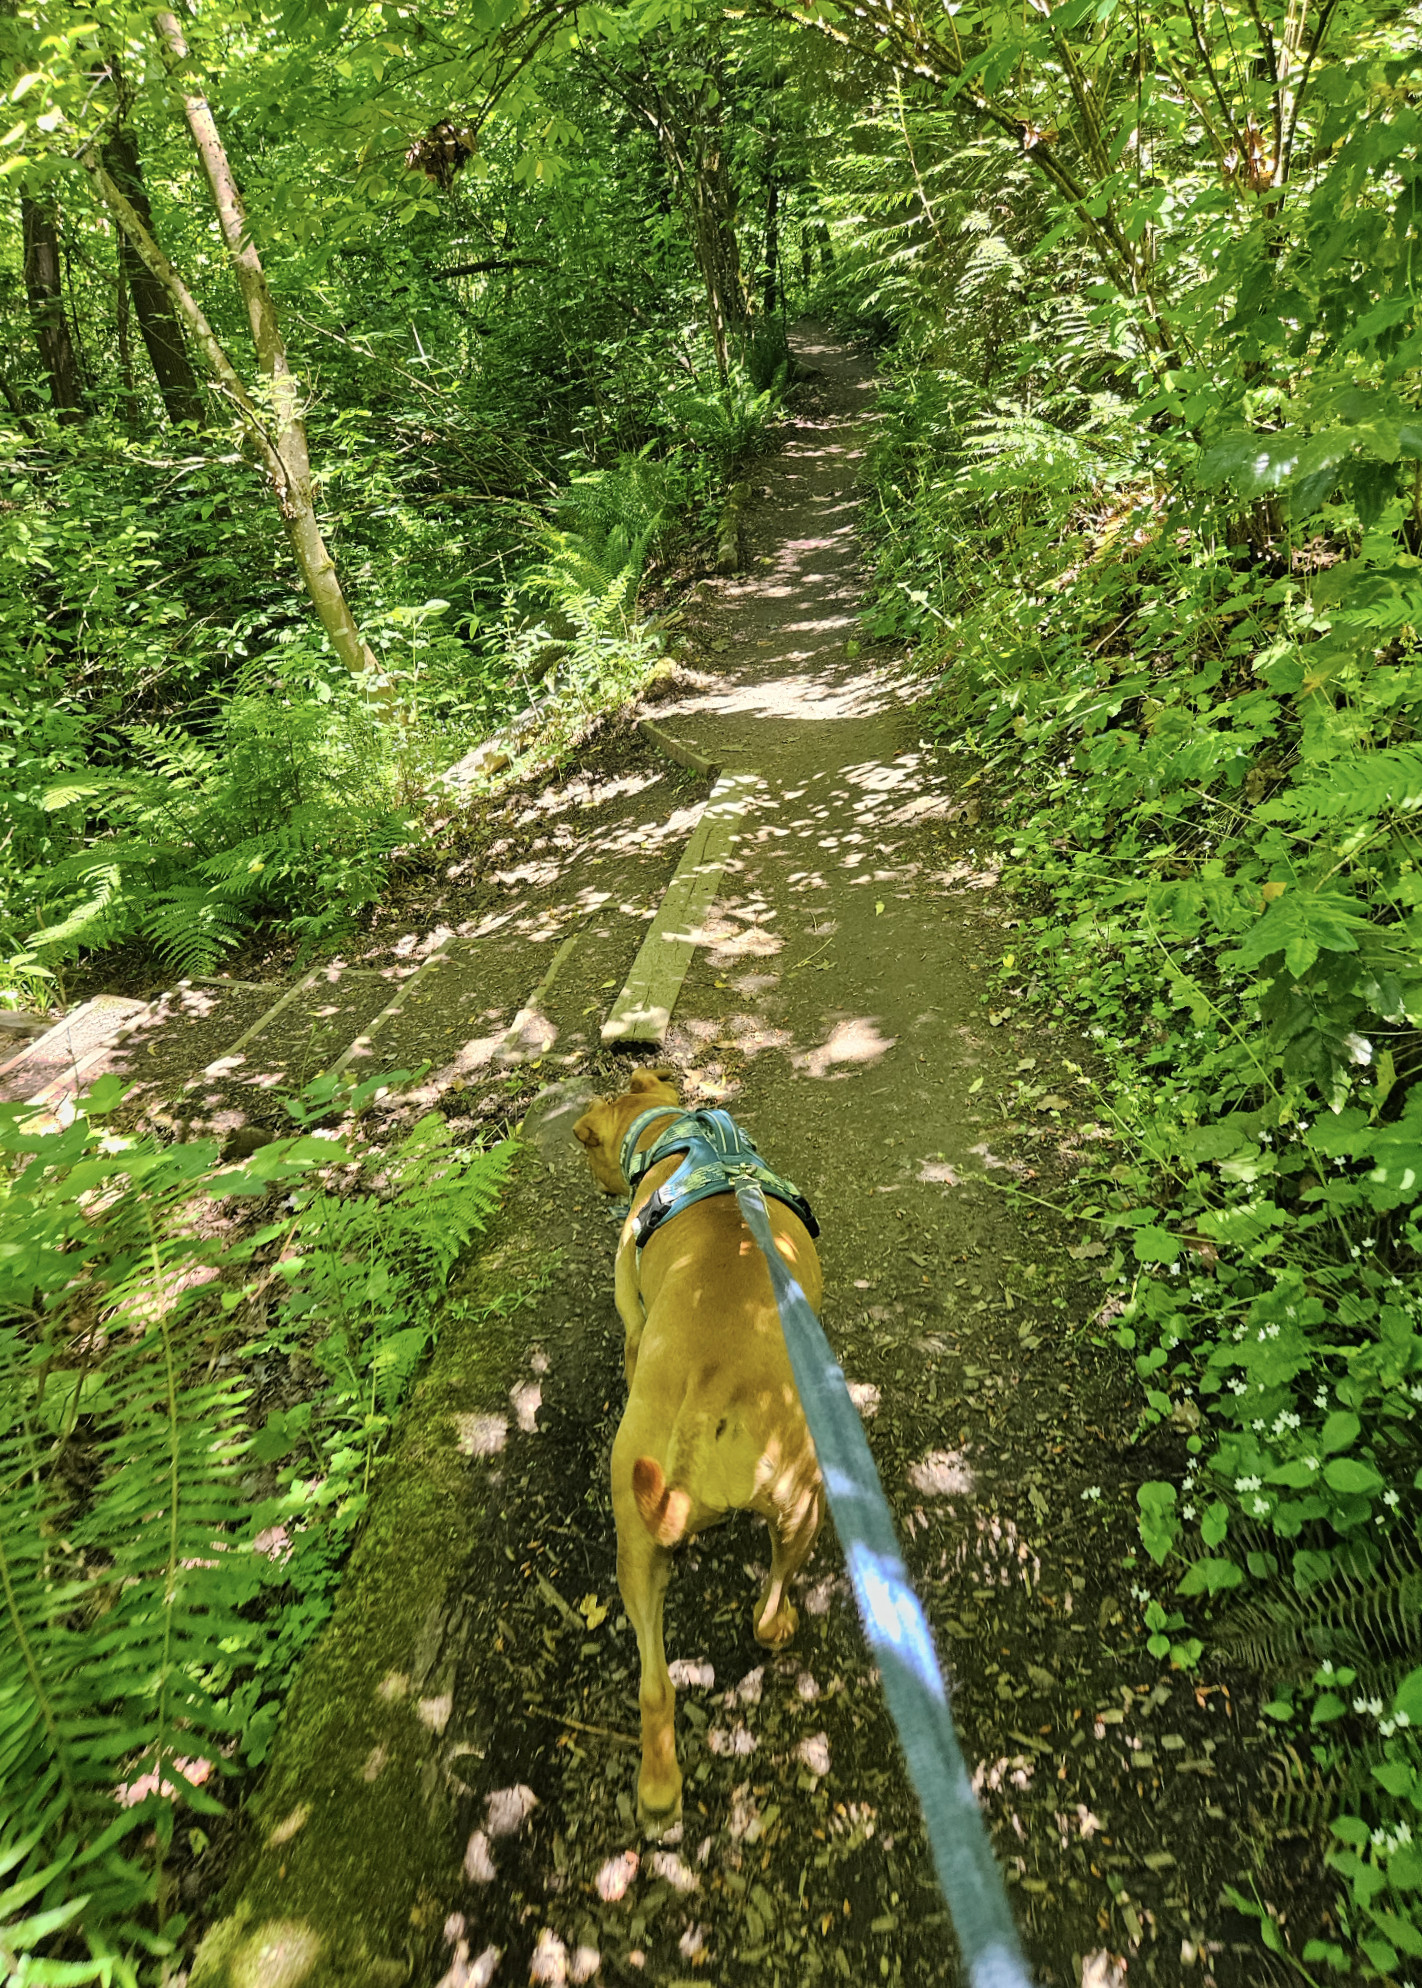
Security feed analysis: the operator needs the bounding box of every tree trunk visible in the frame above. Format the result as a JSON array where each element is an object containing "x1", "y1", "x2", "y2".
[
  {"x1": 21, "y1": 195, "x2": 85, "y2": 423},
  {"x1": 763, "y1": 178, "x2": 780, "y2": 317},
  {"x1": 141, "y1": 12, "x2": 376, "y2": 677},
  {"x1": 82, "y1": 139, "x2": 376, "y2": 680},
  {"x1": 115, "y1": 260, "x2": 141, "y2": 428},
  {"x1": 101, "y1": 124, "x2": 205, "y2": 427},
  {"x1": 687, "y1": 123, "x2": 746, "y2": 381}
]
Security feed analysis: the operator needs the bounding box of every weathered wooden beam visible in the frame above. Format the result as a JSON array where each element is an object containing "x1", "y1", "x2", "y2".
[
  {"x1": 496, "y1": 924, "x2": 584, "y2": 1063},
  {"x1": 328, "y1": 936, "x2": 456, "y2": 1077},
  {"x1": 602, "y1": 769, "x2": 760, "y2": 1046},
  {"x1": 0, "y1": 994, "x2": 151, "y2": 1108},
  {"x1": 637, "y1": 716, "x2": 718, "y2": 776}
]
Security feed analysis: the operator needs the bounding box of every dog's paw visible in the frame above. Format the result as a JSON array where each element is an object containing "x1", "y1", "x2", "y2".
[
  {"x1": 637, "y1": 1789, "x2": 684, "y2": 1840},
  {"x1": 754, "y1": 1598, "x2": 799, "y2": 1647}
]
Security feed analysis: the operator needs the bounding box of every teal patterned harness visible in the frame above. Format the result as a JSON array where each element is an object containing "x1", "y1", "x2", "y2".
[{"x1": 618, "y1": 1105, "x2": 819, "y2": 1253}]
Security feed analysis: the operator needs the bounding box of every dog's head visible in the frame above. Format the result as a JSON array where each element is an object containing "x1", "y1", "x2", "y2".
[{"x1": 573, "y1": 1067, "x2": 680, "y2": 1194}]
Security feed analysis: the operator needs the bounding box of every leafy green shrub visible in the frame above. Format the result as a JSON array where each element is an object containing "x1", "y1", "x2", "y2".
[
  {"x1": 522, "y1": 450, "x2": 672, "y2": 629},
  {"x1": 660, "y1": 373, "x2": 781, "y2": 478},
  {"x1": 0, "y1": 1072, "x2": 514, "y2": 1981},
  {"x1": 851, "y1": 60, "x2": 1422, "y2": 1961},
  {"x1": 744, "y1": 317, "x2": 790, "y2": 395},
  {"x1": 20, "y1": 684, "x2": 415, "y2": 981}
]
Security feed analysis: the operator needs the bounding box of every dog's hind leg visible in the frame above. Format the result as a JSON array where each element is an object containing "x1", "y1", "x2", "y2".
[
  {"x1": 755, "y1": 1481, "x2": 823, "y2": 1648},
  {"x1": 614, "y1": 1487, "x2": 682, "y2": 1833}
]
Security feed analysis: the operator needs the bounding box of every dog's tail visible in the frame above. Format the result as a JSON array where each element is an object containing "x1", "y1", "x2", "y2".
[{"x1": 632, "y1": 1455, "x2": 693, "y2": 1546}]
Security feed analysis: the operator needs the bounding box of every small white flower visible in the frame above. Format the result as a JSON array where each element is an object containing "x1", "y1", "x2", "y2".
[
  {"x1": 1251, "y1": 1418, "x2": 1266, "y2": 1432},
  {"x1": 1228, "y1": 1378, "x2": 1248, "y2": 1395},
  {"x1": 1235, "y1": 1475, "x2": 1263, "y2": 1493},
  {"x1": 1315, "y1": 1389, "x2": 1329, "y2": 1408},
  {"x1": 1252, "y1": 1497, "x2": 1270, "y2": 1517},
  {"x1": 1081, "y1": 1485, "x2": 1102, "y2": 1502},
  {"x1": 1181, "y1": 1503, "x2": 1197, "y2": 1520},
  {"x1": 1383, "y1": 1489, "x2": 1401, "y2": 1509}
]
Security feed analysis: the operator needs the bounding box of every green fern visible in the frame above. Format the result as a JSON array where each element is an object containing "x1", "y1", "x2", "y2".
[
  {"x1": 1265, "y1": 747, "x2": 1422, "y2": 822},
  {"x1": 0, "y1": 1081, "x2": 515, "y2": 1978},
  {"x1": 0, "y1": 1118, "x2": 263, "y2": 1981},
  {"x1": 22, "y1": 690, "x2": 415, "y2": 982},
  {"x1": 1211, "y1": 1538, "x2": 1422, "y2": 1687},
  {"x1": 141, "y1": 885, "x2": 250, "y2": 974}
]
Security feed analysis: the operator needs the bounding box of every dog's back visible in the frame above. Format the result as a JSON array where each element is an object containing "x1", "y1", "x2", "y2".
[{"x1": 618, "y1": 1188, "x2": 821, "y2": 1543}]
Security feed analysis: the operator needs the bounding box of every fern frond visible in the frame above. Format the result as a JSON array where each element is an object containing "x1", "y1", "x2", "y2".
[
  {"x1": 25, "y1": 862, "x2": 128, "y2": 959},
  {"x1": 1211, "y1": 1538, "x2": 1422, "y2": 1686},
  {"x1": 141, "y1": 886, "x2": 247, "y2": 974},
  {"x1": 1268, "y1": 748, "x2": 1422, "y2": 822}
]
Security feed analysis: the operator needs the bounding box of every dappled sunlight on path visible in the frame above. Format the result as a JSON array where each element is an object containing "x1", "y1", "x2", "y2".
[{"x1": 400, "y1": 325, "x2": 1256, "y2": 1988}]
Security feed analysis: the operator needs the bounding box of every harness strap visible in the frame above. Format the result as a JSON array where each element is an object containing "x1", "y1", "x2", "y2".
[
  {"x1": 733, "y1": 1179, "x2": 1031, "y2": 1988},
  {"x1": 620, "y1": 1105, "x2": 819, "y2": 1255}
]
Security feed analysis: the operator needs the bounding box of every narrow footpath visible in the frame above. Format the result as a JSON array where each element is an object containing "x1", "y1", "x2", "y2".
[
  {"x1": 410, "y1": 335, "x2": 1281, "y2": 1988},
  {"x1": 184, "y1": 331, "x2": 1295, "y2": 1988}
]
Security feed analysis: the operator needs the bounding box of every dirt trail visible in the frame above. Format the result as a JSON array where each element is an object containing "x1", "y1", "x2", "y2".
[{"x1": 407, "y1": 332, "x2": 1291, "y2": 1988}]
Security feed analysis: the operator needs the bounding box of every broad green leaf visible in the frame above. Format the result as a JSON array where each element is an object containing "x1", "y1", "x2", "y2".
[
  {"x1": 1177, "y1": 1556, "x2": 1243, "y2": 1596},
  {"x1": 1321, "y1": 1411, "x2": 1361, "y2": 1454},
  {"x1": 1324, "y1": 1457, "x2": 1384, "y2": 1495}
]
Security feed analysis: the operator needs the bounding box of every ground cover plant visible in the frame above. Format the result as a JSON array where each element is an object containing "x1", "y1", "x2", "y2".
[
  {"x1": 844, "y1": 16, "x2": 1422, "y2": 1977},
  {"x1": 0, "y1": 1069, "x2": 514, "y2": 1982}
]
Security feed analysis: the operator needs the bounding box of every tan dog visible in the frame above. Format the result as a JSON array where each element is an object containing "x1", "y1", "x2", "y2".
[{"x1": 573, "y1": 1068, "x2": 824, "y2": 1833}]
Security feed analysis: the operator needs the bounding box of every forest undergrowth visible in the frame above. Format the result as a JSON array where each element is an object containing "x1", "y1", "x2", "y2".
[
  {"x1": 1, "y1": 1066, "x2": 516, "y2": 1983},
  {"x1": 854, "y1": 56, "x2": 1422, "y2": 1981},
  {"x1": 8, "y1": 0, "x2": 1422, "y2": 1979}
]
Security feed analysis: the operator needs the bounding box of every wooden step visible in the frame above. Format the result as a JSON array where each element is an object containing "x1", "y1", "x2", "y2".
[
  {"x1": 0, "y1": 993, "x2": 153, "y2": 1107},
  {"x1": 495, "y1": 922, "x2": 585, "y2": 1064},
  {"x1": 328, "y1": 938, "x2": 456, "y2": 1077},
  {"x1": 602, "y1": 769, "x2": 760, "y2": 1045}
]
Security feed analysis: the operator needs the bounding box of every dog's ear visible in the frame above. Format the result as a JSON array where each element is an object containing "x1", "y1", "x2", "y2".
[
  {"x1": 630, "y1": 1066, "x2": 678, "y2": 1094},
  {"x1": 572, "y1": 1112, "x2": 600, "y2": 1149}
]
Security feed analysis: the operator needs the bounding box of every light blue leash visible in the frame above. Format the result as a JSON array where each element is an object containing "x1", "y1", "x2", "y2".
[{"x1": 733, "y1": 1178, "x2": 1034, "y2": 1988}]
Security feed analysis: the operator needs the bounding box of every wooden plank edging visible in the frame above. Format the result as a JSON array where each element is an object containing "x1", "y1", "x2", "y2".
[
  {"x1": 495, "y1": 924, "x2": 585, "y2": 1063},
  {"x1": 601, "y1": 769, "x2": 761, "y2": 1046},
  {"x1": 637, "y1": 717, "x2": 719, "y2": 777},
  {"x1": 327, "y1": 936, "x2": 457, "y2": 1077}
]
